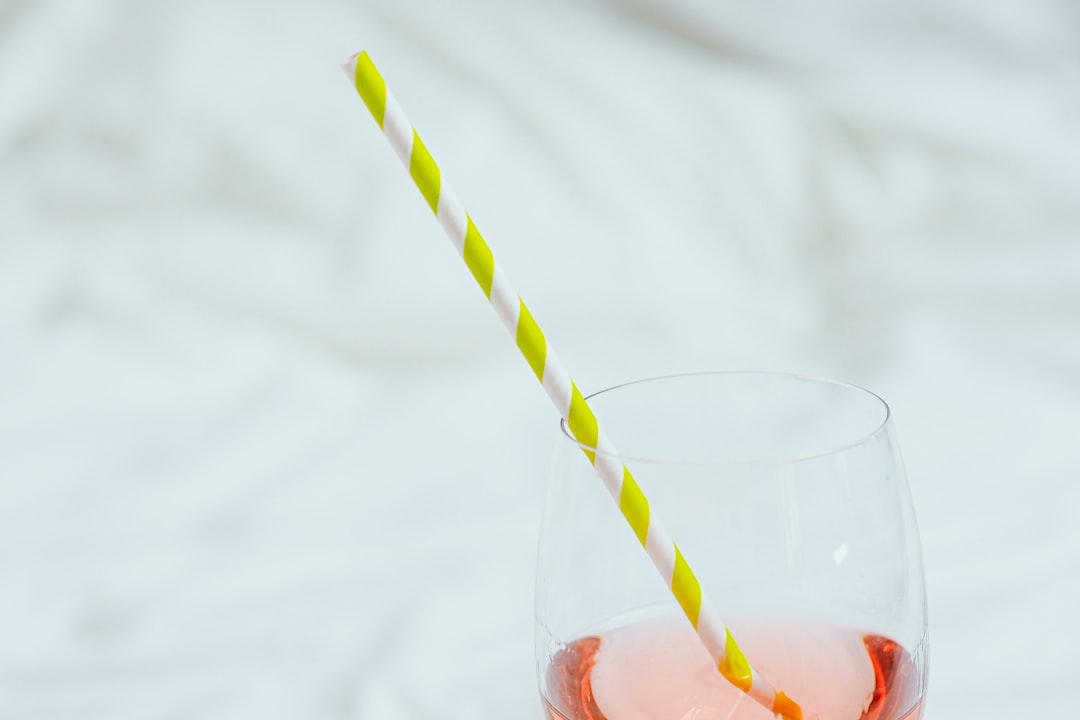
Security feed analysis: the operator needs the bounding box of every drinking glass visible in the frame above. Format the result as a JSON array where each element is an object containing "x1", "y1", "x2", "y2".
[{"x1": 535, "y1": 372, "x2": 928, "y2": 720}]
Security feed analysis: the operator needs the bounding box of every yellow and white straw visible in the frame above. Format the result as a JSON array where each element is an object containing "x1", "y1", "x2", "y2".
[{"x1": 343, "y1": 51, "x2": 806, "y2": 720}]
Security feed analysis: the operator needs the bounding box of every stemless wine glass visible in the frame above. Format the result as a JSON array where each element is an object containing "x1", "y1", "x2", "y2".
[{"x1": 535, "y1": 372, "x2": 928, "y2": 720}]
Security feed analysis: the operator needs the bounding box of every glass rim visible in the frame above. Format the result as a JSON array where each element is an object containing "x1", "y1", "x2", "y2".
[{"x1": 557, "y1": 370, "x2": 892, "y2": 467}]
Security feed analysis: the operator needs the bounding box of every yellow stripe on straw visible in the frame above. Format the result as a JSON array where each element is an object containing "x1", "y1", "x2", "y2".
[
  {"x1": 671, "y1": 545, "x2": 703, "y2": 629},
  {"x1": 618, "y1": 469, "x2": 650, "y2": 548},
  {"x1": 463, "y1": 217, "x2": 495, "y2": 298},
  {"x1": 409, "y1": 131, "x2": 441, "y2": 214},
  {"x1": 567, "y1": 384, "x2": 599, "y2": 464},
  {"x1": 720, "y1": 627, "x2": 754, "y2": 692},
  {"x1": 354, "y1": 52, "x2": 386, "y2": 128},
  {"x1": 342, "y1": 50, "x2": 808, "y2": 720},
  {"x1": 515, "y1": 302, "x2": 547, "y2": 383}
]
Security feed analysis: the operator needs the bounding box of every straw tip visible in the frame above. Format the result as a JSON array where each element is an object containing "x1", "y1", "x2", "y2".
[{"x1": 339, "y1": 50, "x2": 365, "y2": 78}]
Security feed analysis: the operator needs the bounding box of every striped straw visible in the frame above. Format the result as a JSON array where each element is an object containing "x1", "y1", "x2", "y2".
[{"x1": 343, "y1": 51, "x2": 806, "y2": 720}]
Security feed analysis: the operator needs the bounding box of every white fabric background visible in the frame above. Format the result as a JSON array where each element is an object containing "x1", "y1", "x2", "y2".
[{"x1": 2, "y1": 0, "x2": 1078, "y2": 717}]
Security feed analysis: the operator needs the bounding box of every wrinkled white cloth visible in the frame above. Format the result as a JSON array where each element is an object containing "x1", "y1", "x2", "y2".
[{"x1": 1, "y1": 0, "x2": 1078, "y2": 717}]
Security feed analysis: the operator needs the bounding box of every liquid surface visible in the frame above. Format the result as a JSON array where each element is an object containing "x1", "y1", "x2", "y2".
[{"x1": 543, "y1": 613, "x2": 923, "y2": 720}]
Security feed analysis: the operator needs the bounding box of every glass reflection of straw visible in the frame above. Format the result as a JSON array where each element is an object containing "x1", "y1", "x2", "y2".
[{"x1": 342, "y1": 51, "x2": 807, "y2": 720}]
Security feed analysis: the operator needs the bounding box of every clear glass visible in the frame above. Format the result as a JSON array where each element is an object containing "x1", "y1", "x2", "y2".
[{"x1": 535, "y1": 372, "x2": 928, "y2": 720}]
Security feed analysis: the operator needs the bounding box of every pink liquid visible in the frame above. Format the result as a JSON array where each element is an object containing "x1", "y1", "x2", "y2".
[{"x1": 543, "y1": 613, "x2": 923, "y2": 720}]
